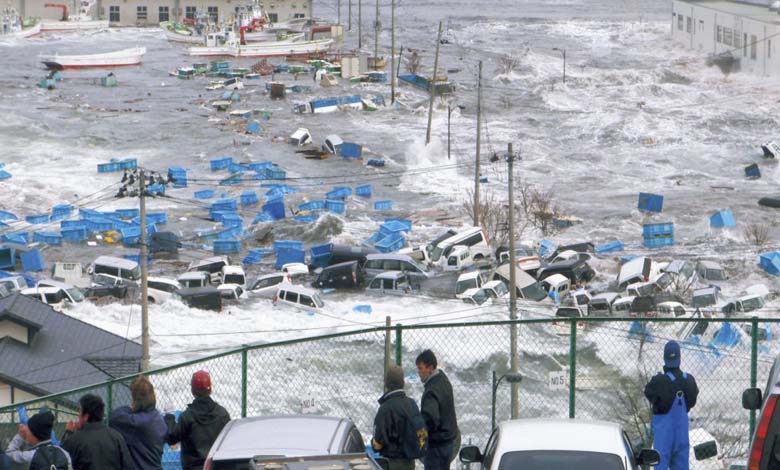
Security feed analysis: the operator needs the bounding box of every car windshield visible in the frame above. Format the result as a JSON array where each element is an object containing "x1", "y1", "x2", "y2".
[
  {"x1": 742, "y1": 297, "x2": 765, "y2": 312},
  {"x1": 93, "y1": 274, "x2": 115, "y2": 286},
  {"x1": 492, "y1": 283, "x2": 508, "y2": 297},
  {"x1": 499, "y1": 450, "x2": 624, "y2": 470},
  {"x1": 128, "y1": 266, "x2": 141, "y2": 281},
  {"x1": 655, "y1": 273, "x2": 672, "y2": 290},
  {"x1": 693, "y1": 293, "x2": 716, "y2": 307},
  {"x1": 224, "y1": 274, "x2": 245, "y2": 284},
  {"x1": 67, "y1": 288, "x2": 85, "y2": 302},
  {"x1": 430, "y1": 245, "x2": 445, "y2": 262},
  {"x1": 705, "y1": 268, "x2": 726, "y2": 281},
  {"x1": 470, "y1": 289, "x2": 488, "y2": 305},
  {"x1": 456, "y1": 279, "x2": 478, "y2": 295},
  {"x1": 312, "y1": 293, "x2": 324, "y2": 308},
  {"x1": 521, "y1": 282, "x2": 548, "y2": 302}
]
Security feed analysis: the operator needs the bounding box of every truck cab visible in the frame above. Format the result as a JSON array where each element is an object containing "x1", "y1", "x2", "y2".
[{"x1": 456, "y1": 271, "x2": 484, "y2": 299}]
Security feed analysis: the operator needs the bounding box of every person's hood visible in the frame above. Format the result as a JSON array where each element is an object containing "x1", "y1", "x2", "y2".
[
  {"x1": 377, "y1": 389, "x2": 406, "y2": 404},
  {"x1": 422, "y1": 368, "x2": 440, "y2": 385},
  {"x1": 188, "y1": 395, "x2": 220, "y2": 425}
]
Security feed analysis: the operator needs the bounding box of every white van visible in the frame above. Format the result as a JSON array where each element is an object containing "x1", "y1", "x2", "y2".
[
  {"x1": 22, "y1": 283, "x2": 84, "y2": 310},
  {"x1": 288, "y1": 128, "x2": 312, "y2": 146},
  {"x1": 0, "y1": 276, "x2": 27, "y2": 294},
  {"x1": 50, "y1": 262, "x2": 90, "y2": 288},
  {"x1": 89, "y1": 256, "x2": 140, "y2": 282},
  {"x1": 443, "y1": 245, "x2": 493, "y2": 272},
  {"x1": 274, "y1": 285, "x2": 324, "y2": 311},
  {"x1": 430, "y1": 227, "x2": 489, "y2": 266},
  {"x1": 178, "y1": 271, "x2": 211, "y2": 288},
  {"x1": 188, "y1": 256, "x2": 230, "y2": 284},
  {"x1": 221, "y1": 265, "x2": 247, "y2": 289},
  {"x1": 147, "y1": 277, "x2": 181, "y2": 303}
]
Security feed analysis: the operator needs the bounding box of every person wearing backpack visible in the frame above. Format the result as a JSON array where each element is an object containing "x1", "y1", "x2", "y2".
[
  {"x1": 416, "y1": 350, "x2": 458, "y2": 470},
  {"x1": 372, "y1": 364, "x2": 427, "y2": 470},
  {"x1": 5, "y1": 410, "x2": 73, "y2": 470}
]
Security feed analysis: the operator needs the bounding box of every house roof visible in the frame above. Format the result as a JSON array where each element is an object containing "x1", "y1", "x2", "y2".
[{"x1": 0, "y1": 293, "x2": 141, "y2": 398}]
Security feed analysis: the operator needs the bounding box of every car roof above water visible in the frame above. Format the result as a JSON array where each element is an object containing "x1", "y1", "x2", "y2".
[{"x1": 494, "y1": 418, "x2": 625, "y2": 455}]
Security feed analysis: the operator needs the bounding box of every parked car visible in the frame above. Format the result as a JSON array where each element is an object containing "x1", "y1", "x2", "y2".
[
  {"x1": 617, "y1": 256, "x2": 654, "y2": 290},
  {"x1": 205, "y1": 415, "x2": 365, "y2": 470},
  {"x1": 188, "y1": 256, "x2": 230, "y2": 284},
  {"x1": 612, "y1": 296, "x2": 635, "y2": 316},
  {"x1": 149, "y1": 231, "x2": 180, "y2": 256},
  {"x1": 552, "y1": 305, "x2": 585, "y2": 335},
  {"x1": 171, "y1": 286, "x2": 222, "y2": 312},
  {"x1": 366, "y1": 272, "x2": 418, "y2": 296},
  {"x1": 146, "y1": 277, "x2": 181, "y2": 304},
  {"x1": 34, "y1": 280, "x2": 86, "y2": 304},
  {"x1": 312, "y1": 261, "x2": 364, "y2": 289},
  {"x1": 696, "y1": 260, "x2": 728, "y2": 283},
  {"x1": 496, "y1": 245, "x2": 535, "y2": 264},
  {"x1": 481, "y1": 280, "x2": 509, "y2": 299},
  {"x1": 275, "y1": 285, "x2": 324, "y2": 311},
  {"x1": 459, "y1": 418, "x2": 660, "y2": 470},
  {"x1": 657, "y1": 301, "x2": 689, "y2": 318},
  {"x1": 89, "y1": 256, "x2": 140, "y2": 283},
  {"x1": 398, "y1": 245, "x2": 431, "y2": 264},
  {"x1": 327, "y1": 244, "x2": 378, "y2": 266},
  {"x1": 659, "y1": 259, "x2": 697, "y2": 291},
  {"x1": 492, "y1": 264, "x2": 549, "y2": 302},
  {"x1": 363, "y1": 254, "x2": 430, "y2": 282},
  {"x1": 625, "y1": 281, "x2": 657, "y2": 298},
  {"x1": 178, "y1": 271, "x2": 211, "y2": 289},
  {"x1": 85, "y1": 273, "x2": 130, "y2": 300},
  {"x1": 743, "y1": 351, "x2": 780, "y2": 470},
  {"x1": 549, "y1": 250, "x2": 592, "y2": 264},
  {"x1": 546, "y1": 242, "x2": 594, "y2": 261},
  {"x1": 461, "y1": 287, "x2": 490, "y2": 306},
  {"x1": 541, "y1": 274, "x2": 570, "y2": 302},
  {"x1": 249, "y1": 273, "x2": 289, "y2": 298},
  {"x1": 220, "y1": 265, "x2": 247, "y2": 289},
  {"x1": 21, "y1": 284, "x2": 85, "y2": 310},
  {"x1": 721, "y1": 293, "x2": 766, "y2": 316}
]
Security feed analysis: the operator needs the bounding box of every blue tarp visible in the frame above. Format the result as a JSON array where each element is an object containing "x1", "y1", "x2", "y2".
[{"x1": 711, "y1": 321, "x2": 741, "y2": 349}]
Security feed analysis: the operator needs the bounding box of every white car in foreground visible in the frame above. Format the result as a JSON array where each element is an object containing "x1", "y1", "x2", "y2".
[{"x1": 459, "y1": 419, "x2": 660, "y2": 470}]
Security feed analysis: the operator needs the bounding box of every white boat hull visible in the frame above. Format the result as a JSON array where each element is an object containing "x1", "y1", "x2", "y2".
[
  {"x1": 40, "y1": 19, "x2": 109, "y2": 32},
  {"x1": 163, "y1": 27, "x2": 202, "y2": 44},
  {"x1": 0, "y1": 21, "x2": 41, "y2": 39},
  {"x1": 189, "y1": 38, "x2": 332, "y2": 58},
  {"x1": 39, "y1": 46, "x2": 146, "y2": 69}
]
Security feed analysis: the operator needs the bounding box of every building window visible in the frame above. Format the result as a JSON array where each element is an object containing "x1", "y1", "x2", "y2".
[
  {"x1": 686, "y1": 16, "x2": 691, "y2": 33},
  {"x1": 294, "y1": 13, "x2": 305, "y2": 18},
  {"x1": 109, "y1": 5, "x2": 120, "y2": 22},
  {"x1": 723, "y1": 27, "x2": 732, "y2": 46},
  {"x1": 268, "y1": 12, "x2": 278, "y2": 22},
  {"x1": 716, "y1": 25, "x2": 722, "y2": 43},
  {"x1": 159, "y1": 6, "x2": 169, "y2": 22},
  {"x1": 698, "y1": 20, "x2": 703, "y2": 33},
  {"x1": 677, "y1": 14, "x2": 683, "y2": 31},
  {"x1": 751, "y1": 34, "x2": 757, "y2": 59},
  {"x1": 186, "y1": 6, "x2": 196, "y2": 19},
  {"x1": 744, "y1": 33, "x2": 748, "y2": 56},
  {"x1": 208, "y1": 6, "x2": 219, "y2": 22},
  {"x1": 136, "y1": 5, "x2": 147, "y2": 21}
]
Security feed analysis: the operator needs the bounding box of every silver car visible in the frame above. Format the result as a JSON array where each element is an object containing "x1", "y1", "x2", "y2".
[
  {"x1": 206, "y1": 415, "x2": 365, "y2": 469},
  {"x1": 363, "y1": 254, "x2": 430, "y2": 282}
]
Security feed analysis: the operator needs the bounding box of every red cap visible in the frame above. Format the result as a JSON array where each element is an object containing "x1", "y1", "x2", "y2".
[{"x1": 191, "y1": 370, "x2": 212, "y2": 393}]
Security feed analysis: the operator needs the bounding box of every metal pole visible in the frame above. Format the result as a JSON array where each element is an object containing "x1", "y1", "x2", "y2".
[
  {"x1": 397, "y1": 44, "x2": 403, "y2": 79},
  {"x1": 338, "y1": 0, "x2": 341, "y2": 25},
  {"x1": 425, "y1": 21, "x2": 443, "y2": 144},
  {"x1": 507, "y1": 143, "x2": 519, "y2": 418},
  {"x1": 373, "y1": 0, "x2": 379, "y2": 66},
  {"x1": 563, "y1": 49, "x2": 566, "y2": 84},
  {"x1": 140, "y1": 170, "x2": 150, "y2": 372},
  {"x1": 358, "y1": 0, "x2": 362, "y2": 49},
  {"x1": 241, "y1": 346, "x2": 248, "y2": 418},
  {"x1": 394, "y1": 323, "x2": 403, "y2": 365},
  {"x1": 569, "y1": 319, "x2": 577, "y2": 418},
  {"x1": 474, "y1": 60, "x2": 482, "y2": 226},
  {"x1": 491, "y1": 370, "x2": 497, "y2": 430},
  {"x1": 447, "y1": 105, "x2": 452, "y2": 160},
  {"x1": 750, "y1": 316, "x2": 759, "y2": 440},
  {"x1": 390, "y1": 0, "x2": 395, "y2": 104},
  {"x1": 384, "y1": 316, "x2": 391, "y2": 391},
  {"x1": 348, "y1": 0, "x2": 351, "y2": 30}
]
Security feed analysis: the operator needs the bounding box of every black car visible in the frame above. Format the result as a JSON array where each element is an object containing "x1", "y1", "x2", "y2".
[
  {"x1": 537, "y1": 259, "x2": 596, "y2": 285},
  {"x1": 172, "y1": 286, "x2": 222, "y2": 312},
  {"x1": 326, "y1": 245, "x2": 378, "y2": 267},
  {"x1": 312, "y1": 261, "x2": 364, "y2": 289}
]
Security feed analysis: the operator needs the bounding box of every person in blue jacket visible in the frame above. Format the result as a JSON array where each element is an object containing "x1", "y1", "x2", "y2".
[
  {"x1": 109, "y1": 376, "x2": 168, "y2": 470},
  {"x1": 644, "y1": 341, "x2": 699, "y2": 470}
]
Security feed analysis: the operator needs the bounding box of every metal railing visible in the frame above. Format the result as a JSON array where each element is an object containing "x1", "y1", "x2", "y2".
[{"x1": 0, "y1": 316, "x2": 772, "y2": 461}]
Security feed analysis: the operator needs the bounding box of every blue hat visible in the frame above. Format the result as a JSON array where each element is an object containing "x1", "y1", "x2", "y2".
[{"x1": 664, "y1": 341, "x2": 681, "y2": 368}]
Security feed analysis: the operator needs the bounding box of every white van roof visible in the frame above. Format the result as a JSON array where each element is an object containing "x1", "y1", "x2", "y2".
[
  {"x1": 439, "y1": 227, "x2": 484, "y2": 247},
  {"x1": 495, "y1": 264, "x2": 537, "y2": 289},
  {"x1": 277, "y1": 284, "x2": 318, "y2": 297},
  {"x1": 178, "y1": 271, "x2": 210, "y2": 281},
  {"x1": 36, "y1": 279, "x2": 77, "y2": 290},
  {"x1": 290, "y1": 128, "x2": 310, "y2": 139},
  {"x1": 222, "y1": 265, "x2": 246, "y2": 275},
  {"x1": 188, "y1": 256, "x2": 229, "y2": 271},
  {"x1": 93, "y1": 256, "x2": 139, "y2": 270}
]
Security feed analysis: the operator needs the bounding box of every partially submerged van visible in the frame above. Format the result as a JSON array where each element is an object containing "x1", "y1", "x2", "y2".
[
  {"x1": 188, "y1": 256, "x2": 230, "y2": 284},
  {"x1": 275, "y1": 285, "x2": 324, "y2": 311},
  {"x1": 178, "y1": 271, "x2": 211, "y2": 289},
  {"x1": 172, "y1": 287, "x2": 222, "y2": 312},
  {"x1": 493, "y1": 264, "x2": 548, "y2": 302},
  {"x1": 429, "y1": 227, "x2": 489, "y2": 266},
  {"x1": 89, "y1": 256, "x2": 140, "y2": 282},
  {"x1": 50, "y1": 262, "x2": 90, "y2": 288}
]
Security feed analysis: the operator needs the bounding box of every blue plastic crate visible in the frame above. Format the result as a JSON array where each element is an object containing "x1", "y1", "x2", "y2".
[
  {"x1": 367, "y1": 159, "x2": 385, "y2": 167},
  {"x1": 218, "y1": 225, "x2": 243, "y2": 240},
  {"x1": 97, "y1": 162, "x2": 122, "y2": 173},
  {"x1": 311, "y1": 243, "x2": 333, "y2": 258},
  {"x1": 210, "y1": 210, "x2": 235, "y2": 222},
  {"x1": 266, "y1": 167, "x2": 286, "y2": 180},
  {"x1": 86, "y1": 220, "x2": 115, "y2": 232},
  {"x1": 293, "y1": 215, "x2": 318, "y2": 223},
  {"x1": 214, "y1": 239, "x2": 241, "y2": 254},
  {"x1": 326, "y1": 187, "x2": 352, "y2": 200},
  {"x1": 374, "y1": 200, "x2": 392, "y2": 211},
  {"x1": 3, "y1": 233, "x2": 28, "y2": 245},
  {"x1": 33, "y1": 231, "x2": 62, "y2": 246},
  {"x1": 21, "y1": 248, "x2": 45, "y2": 272},
  {"x1": 194, "y1": 190, "x2": 215, "y2": 200},
  {"x1": 538, "y1": 239, "x2": 557, "y2": 257},
  {"x1": 0, "y1": 210, "x2": 17, "y2": 221},
  {"x1": 61, "y1": 220, "x2": 87, "y2": 230},
  {"x1": 638, "y1": 192, "x2": 664, "y2": 212},
  {"x1": 710, "y1": 210, "x2": 736, "y2": 228},
  {"x1": 274, "y1": 240, "x2": 304, "y2": 251},
  {"x1": 275, "y1": 247, "x2": 305, "y2": 269},
  {"x1": 326, "y1": 200, "x2": 346, "y2": 214},
  {"x1": 248, "y1": 162, "x2": 272, "y2": 171},
  {"x1": 221, "y1": 214, "x2": 243, "y2": 228},
  {"x1": 61, "y1": 228, "x2": 87, "y2": 243},
  {"x1": 167, "y1": 167, "x2": 187, "y2": 187},
  {"x1": 262, "y1": 200, "x2": 285, "y2": 220},
  {"x1": 642, "y1": 223, "x2": 674, "y2": 237},
  {"x1": 340, "y1": 142, "x2": 363, "y2": 158},
  {"x1": 0, "y1": 246, "x2": 14, "y2": 269},
  {"x1": 51, "y1": 204, "x2": 73, "y2": 221},
  {"x1": 299, "y1": 200, "x2": 327, "y2": 212},
  {"x1": 384, "y1": 218, "x2": 412, "y2": 231},
  {"x1": 745, "y1": 163, "x2": 761, "y2": 179},
  {"x1": 219, "y1": 174, "x2": 242, "y2": 186},
  {"x1": 228, "y1": 162, "x2": 249, "y2": 174},
  {"x1": 25, "y1": 214, "x2": 50, "y2": 225},
  {"x1": 211, "y1": 199, "x2": 238, "y2": 212},
  {"x1": 643, "y1": 236, "x2": 674, "y2": 248},
  {"x1": 595, "y1": 240, "x2": 624, "y2": 254},
  {"x1": 115, "y1": 209, "x2": 140, "y2": 219},
  {"x1": 240, "y1": 191, "x2": 259, "y2": 206},
  {"x1": 146, "y1": 183, "x2": 166, "y2": 196},
  {"x1": 355, "y1": 185, "x2": 372, "y2": 198},
  {"x1": 759, "y1": 252, "x2": 780, "y2": 276},
  {"x1": 375, "y1": 233, "x2": 405, "y2": 253},
  {"x1": 242, "y1": 248, "x2": 272, "y2": 265},
  {"x1": 210, "y1": 157, "x2": 233, "y2": 171},
  {"x1": 119, "y1": 159, "x2": 137, "y2": 170},
  {"x1": 0, "y1": 170, "x2": 10, "y2": 180}
]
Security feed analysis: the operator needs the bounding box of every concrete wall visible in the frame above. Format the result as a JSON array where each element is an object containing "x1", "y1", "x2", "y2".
[
  {"x1": 672, "y1": 0, "x2": 780, "y2": 76},
  {"x1": 0, "y1": 320, "x2": 29, "y2": 345},
  {"x1": 0, "y1": 379, "x2": 39, "y2": 408}
]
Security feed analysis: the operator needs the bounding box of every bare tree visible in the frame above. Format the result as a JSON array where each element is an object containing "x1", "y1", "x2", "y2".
[
  {"x1": 516, "y1": 184, "x2": 566, "y2": 236},
  {"x1": 744, "y1": 223, "x2": 770, "y2": 247},
  {"x1": 609, "y1": 368, "x2": 654, "y2": 446},
  {"x1": 460, "y1": 188, "x2": 529, "y2": 247},
  {"x1": 496, "y1": 54, "x2": 521, "y2": 76}
]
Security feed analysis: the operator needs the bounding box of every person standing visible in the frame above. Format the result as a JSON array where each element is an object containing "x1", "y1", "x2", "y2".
[
  {"x1": 61, "y1": 394, "x2": 132, "y2": 470},
  {"x1": 165, "y1": 370, "x2": 231, "y2": 470},
  {"x1": 109, "y1": 376, "x2": 168, "y2": 470},
  {"x1": 644, "y1": 341, "x2": 699, "y2": 470},
  {"x1": 416, "y1": 350, "x2": 458, "y2": 470},
  {"x1": 5, "y1": 410, "x2": 72, "y2": 470},
  {"x1": 372, "y1": 364, "x2": 424, "y2": 470}
]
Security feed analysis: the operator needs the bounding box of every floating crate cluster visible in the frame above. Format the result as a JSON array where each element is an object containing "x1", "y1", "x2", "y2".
[
  {"x1": 642, "y1": 222, "x2": 674, "y2": 248},
  {"x1": 363, "y1": 219, "x2": 412, "y2": 253},
  {"x1": 274, "y1": 240, "x2": 305, "y2": 269},
  {"x1": 97, "y1": 158, "x2": 137, "y2": 173}
]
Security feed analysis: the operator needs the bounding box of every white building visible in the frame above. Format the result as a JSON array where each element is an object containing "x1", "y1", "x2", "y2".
[
  {"x1": 672, "y1": 0, "x2": 780, "y2": 75},
  {"x1": 15, "y1": 0, "x2": 313, "y2": 26}
]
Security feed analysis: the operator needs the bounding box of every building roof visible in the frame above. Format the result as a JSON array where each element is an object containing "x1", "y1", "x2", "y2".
[
  {"x1": 0, "y1": 293, "x2": 141, "y2": 398},
  {"x1": 680, "y1": 0, "x2": 780, "y2": 25}
]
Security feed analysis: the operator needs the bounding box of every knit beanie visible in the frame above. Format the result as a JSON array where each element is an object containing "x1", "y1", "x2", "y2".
[{"x1": 28, "y1": 410, "x2": 54, "y2": 441}]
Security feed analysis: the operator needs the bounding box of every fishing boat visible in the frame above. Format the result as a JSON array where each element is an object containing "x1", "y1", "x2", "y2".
[
  {"x1": 189, "y1": 32, "x2": 332, "y2": 58},
  {"x1": 40, "y1": 0, "x2": 109, "y2": 31},
  {"x1": 39, "y1": 47, "x2": 147, "y2": 70},
  {"x1": 160, "y1": 21, "x2": 203, "y2": 44},
  {"x1": 0, "y1": 8, "x2": 41, "y2": 39}
]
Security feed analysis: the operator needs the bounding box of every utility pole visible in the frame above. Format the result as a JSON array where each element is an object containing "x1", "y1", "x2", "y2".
[
  {"x1": 348, "y1": 0, "x2": 351, "y2": 30},
  {"x1": 506, "y1": 143, "x2": 519, "y2": 419},
  {"x1": 139, "y1": 170, "x2": 150, "y2": 372},
  {"x1": 390, "y1": 0, "x2": 395, "y2": 103},
  {"x1": 474, "y1": 60, "x2": 482, "y2": 226},
  {"x1": 358, "y1": 0, "x2": 362, "y2": 49},
  {"x1": 425, "y1": 21, "x2": 443, "y2": 145},
  {"x1": 337, "y1": 0, "x2": 341, "y2": 25},
  {"x1": 373, "y1": 0, "x2": 379, "y2": 66},
  {"x1": 447, "y1": 104, "x2": 452, "y2": 160}
]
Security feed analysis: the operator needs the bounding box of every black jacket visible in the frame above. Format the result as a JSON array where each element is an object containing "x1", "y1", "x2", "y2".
[
  {"x1": 644, "y1": 368, "x2": 699, "y2": 415},
  {"x1": 109, "y1": 406, "x2": 168, "y2": 470},
  {"x1": 421, "y1": 370, "x2": 458, "y2": 447},
  {"x1": 62, "y1": 422, "x2": 132, "y2": 470},
  {"x1": 29, "y1": 441, "x2": 72, "y2": 470},
  {"x1": 373, "y1": 390, "x2": 417, "y2": 459},
  {"x1": 165, "y1": 396, "x2": 231, "y2": 470}
]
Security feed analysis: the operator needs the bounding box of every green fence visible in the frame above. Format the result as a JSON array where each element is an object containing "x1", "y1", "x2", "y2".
[{"x1": 0, "y1": 316, "x2": 773, "y2": 462}]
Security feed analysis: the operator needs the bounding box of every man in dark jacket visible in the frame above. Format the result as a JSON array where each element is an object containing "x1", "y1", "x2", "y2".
[
  {"x1": 372, "y1": 365, "x2": 418, "y2": 470},
  {"x1": 62, "y1": 394, "x2": 132, "y2": 470},
  {"x1": 109, "y1": 375, "x2": 168, "y2": 470},
  {"x1": 644, "y1": 341, "x2": 699, "y2": 470},
  {"x1": 165, "y1": 370, "x2": 231, "y2": 470},
  {"x1": 416, "y1": 350, "x2": 458, "y2": 470},
  {"x1": 5, "y1": 410, "x2": 72, "y2": 470}
]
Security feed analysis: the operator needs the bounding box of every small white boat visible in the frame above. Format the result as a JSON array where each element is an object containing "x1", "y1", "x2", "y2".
[
  {"x1": 40, "y1": 19, "x2": 109, "y2": 32},
  {"x1": 189, "y1": 37, "x2": 333, "y2": 58},
  {"x1": 39, "y1": 47, "x2": 147, "y2": 70}
]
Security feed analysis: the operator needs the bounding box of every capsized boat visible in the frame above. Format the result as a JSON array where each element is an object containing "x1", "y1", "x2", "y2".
[{"x1": 40, "y1": 47, "x2": 147, "y2": 70}]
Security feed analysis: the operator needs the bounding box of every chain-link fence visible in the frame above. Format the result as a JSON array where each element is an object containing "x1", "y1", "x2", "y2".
[{"x1": 0, "y1": 317, "x2": 773, "y2": 464}]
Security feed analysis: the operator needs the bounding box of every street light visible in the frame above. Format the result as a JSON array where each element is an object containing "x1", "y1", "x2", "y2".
[
  {"x1": 552, "y1": 47, "x2": 566, "y2": 84},
  {"x1": 491, "y1": 370, "x2": 523, "y2": 430}
]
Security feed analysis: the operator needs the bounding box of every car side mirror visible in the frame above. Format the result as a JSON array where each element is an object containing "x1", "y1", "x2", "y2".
[
  {"x1": 693, "y1": 440, "x2": 718, "y2": 460},
  {"x1": 635, "y1": 449, "x2": 660, "y2": 467},
  {"x1": 743, "y1": 388, "x2": 763, "y2": 410},
  {"x1": 459, "y1": 446, "x2": 483, "y2": 464}
]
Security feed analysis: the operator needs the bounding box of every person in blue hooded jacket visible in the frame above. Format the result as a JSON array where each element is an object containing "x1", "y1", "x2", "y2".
[
  {"x1": 644, "y1": 341, "x2": 699, "y2": 470},
  {"x1": 109, "y1": 376, "x2": 168, "y2": 470}
]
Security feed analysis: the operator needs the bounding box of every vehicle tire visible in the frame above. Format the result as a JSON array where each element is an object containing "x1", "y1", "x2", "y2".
[{"x1": 147, "y1": 296, "x2": 155, "y2": 303}]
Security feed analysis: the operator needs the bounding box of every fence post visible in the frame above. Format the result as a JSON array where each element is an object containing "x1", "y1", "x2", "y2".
[
  {"x1": 750, "y1": 316, "x2": 758, "y2": 440},
  {"x1": 569, "y1": 319, "x2": 577, "y2": 419},
  {"x1": 395, "y1": 323, "x2": 402, "y2": 365},
  {"x1": 106, "y1": 381, "x2": 113, "y2": 420},
  {"x1": 241, "y1": 346, "x2": 248, "y2": 418}
]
